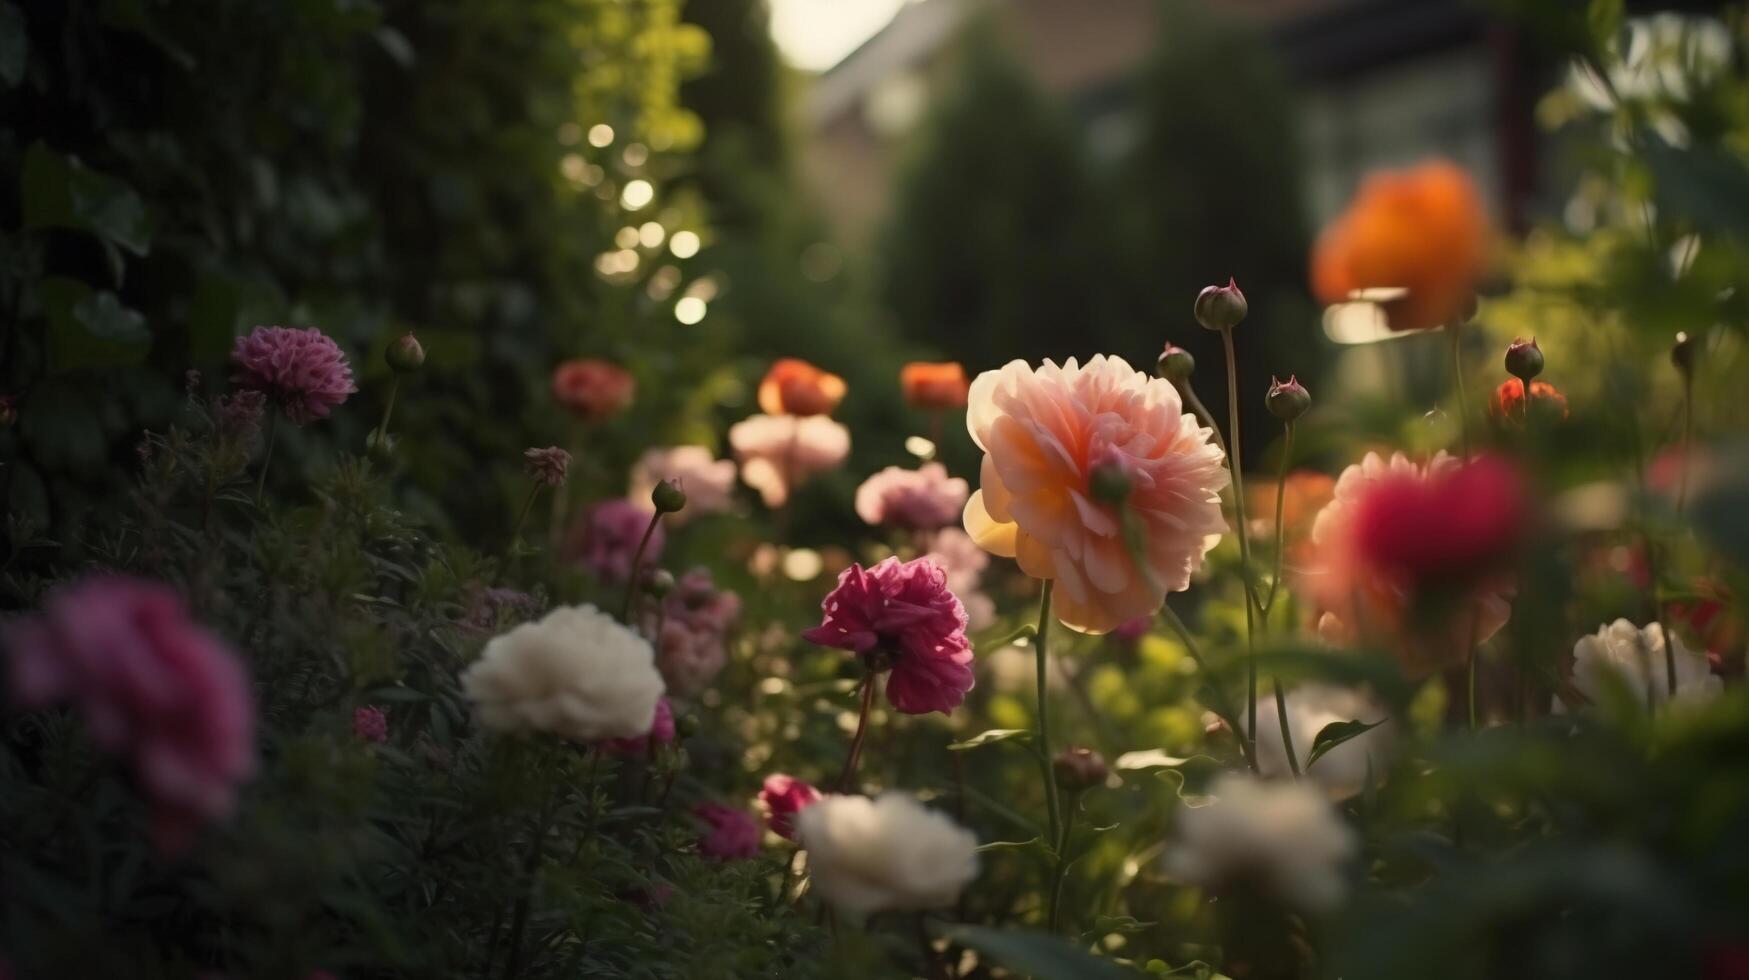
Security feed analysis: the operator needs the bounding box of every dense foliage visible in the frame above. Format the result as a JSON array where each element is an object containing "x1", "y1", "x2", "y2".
[{"x1": 3, "y1": 2, "x2": 1749, "y2": 980}]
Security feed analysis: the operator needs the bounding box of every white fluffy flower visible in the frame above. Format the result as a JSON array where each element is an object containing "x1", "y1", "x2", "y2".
[
  {"x1": 461, "y1": 604, "x2": 665, "y2": 741},
  {"x1": 1164, "y1": 773, "x2": 1358, "y2": 913},
  {"x1": 1558, "y1": 618, "x2": 1720, "y2": 712},
  {"x1": 797, "y1": 794, "x2": 979, "y2": 917},
  {"x1": 1247, "y1": 684, "x2": 1392, "y2": 800}
]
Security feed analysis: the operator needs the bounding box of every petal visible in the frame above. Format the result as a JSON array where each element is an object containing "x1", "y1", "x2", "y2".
[{"x1": 963, "y1": 491, "x2": 1018, "y2": 558}]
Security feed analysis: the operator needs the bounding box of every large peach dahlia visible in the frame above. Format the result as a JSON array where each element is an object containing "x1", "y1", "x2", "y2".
[{"x1": 962, "y1": 356, "x2": 1228, "y2": 633}]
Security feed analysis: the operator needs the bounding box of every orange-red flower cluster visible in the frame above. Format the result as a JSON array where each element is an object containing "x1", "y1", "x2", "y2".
[
  {"x1": 1311, "y1": 160, "x2": 1491, "y2": 333},
  {"x1": 758, "y1": 358, "x2": 846, "y2": 417},
  {"x1": 900, "y1": 361, "x2": 969, "y2": 410},
  {"x1": 1489, "y1": 378, "x2": 1569, "y2": 425}
]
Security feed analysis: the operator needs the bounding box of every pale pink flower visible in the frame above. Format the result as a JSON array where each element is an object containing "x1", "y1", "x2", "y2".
[
  {"x1": 964, "y1": 356, "x2": 1228, "y2": 634},
  {"x1": 758, "y1": 773, "x2": 824, "y2": 841},
  {"x1": 230, "y1": 325, "x2": 356, "y2": 425},
  {"x1": 695, "y1": 802, "x2": 761, "y2": 859},
  {"x1": 629, "y1": 446, "x2": 738, "y2": 523},
  {"x1": 567, "y1": 499, "x2": 665, "y2": 583},
  {"x1": 601, "y1": 697, "x2": 676, "y2": 756},
  {"x1": 802, "y1": 557, "x2": 974, "y2": 716},
  {"x1": 644, "y1": 568, "x2": 741, "y2": 695},
  {"x1": 4, "y1": 576, "x2": 256, "y2": 853},
  {"x1": 855, "y1": 462, "x2": 970, "y2": 531},
  {"x1": 728, "y1": 414, "x2": 851, "y2": 508},
  {"x1": 923, "y1": 528, "x2": 995, "y2": 631},
  {"x1": 1299, "y1": 451, "x2": 1513, "y2": 676},
  {"x1": 353, "y1": 705, "x2": 388, "y2": 743}
]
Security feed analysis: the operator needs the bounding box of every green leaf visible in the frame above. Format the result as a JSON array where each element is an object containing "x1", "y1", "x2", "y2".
[
  {"x1": 947, "y1": 728, "x2": 1033, "y2": 751},
  {"x1": 975, "y1": 836, "x2": 1049, "y2": 857},
  {"x1": 1113, "y1": 749, "x2": 1215, "y2": 771},
  {"x1": 940, "y1": 925, "x2": 1140, "y2": 980},
  {"x1": 1305, "y1": 718, "x2": 1385, "y2": 770},
  {"x1": 38, "y1": 277, "x2": 151, "y2": 371},
  {"x1": 0, "y1": 2, "x2": 26, "y2": 88},
  {"x1": 21, "y1": 142, "x2": 153, "y2": 256}
]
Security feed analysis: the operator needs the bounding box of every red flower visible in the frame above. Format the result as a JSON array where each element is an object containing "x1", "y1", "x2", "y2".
[
  {"x1": 757, "y1": 773, "x2": 823, "y2": 840},
  {"x1": 802, "y1": 557, "x2": 975, "y2": 716},
  {"x1": 551, "y1": 358, "x2": 634, "y2": 422},
  {"x1": 1351, "y1": 454, "x2": 1527, "y2": 593},
  {"x1": 1489, "y1": 378, "x2": 1569, "y2": 425},
  {"x1": 600, "y1": 697, "x2": 676, "y2": 756},
  {"x1": 353, "y1": 705, "x2": 388, "y2": 743}
]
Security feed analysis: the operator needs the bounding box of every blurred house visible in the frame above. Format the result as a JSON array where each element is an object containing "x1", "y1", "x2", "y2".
[{"x1": 800, "y1": 0, "x2": 1536, "y2": 242}]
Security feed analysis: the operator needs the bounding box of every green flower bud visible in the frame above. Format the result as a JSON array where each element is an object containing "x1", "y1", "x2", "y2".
[
  {"x1": 1265, "y1": 375, "x2": 1311, "y2": 422},
  {"x1": 1053, "y1": 747, "x2": 1109, "y2": 791},
  {"x1": 1672, "y1": 331, "x2": 1696, "y2": 380},
  {"x1": 1194, "y1": 278, "x2": 1247, "y2": 331},
  {"x1": 1504, "y1": 337, "x2": 1543, "y2": 383},
  {"x1": 1156, "y1": 343, "x2": 1195, "y2": 381},
  {"x1": 651, "y1": 478, "x2": 687, "y2": 514},
  {"x1": 644, "y1": 568, "x2": 675, "y2": 598},
  {"x1": 385, "y1": 332, "x2": 426, "y2": 373}
]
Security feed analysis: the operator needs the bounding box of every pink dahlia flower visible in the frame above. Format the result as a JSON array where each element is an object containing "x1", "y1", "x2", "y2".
[
  {"x1": 629, "y1": 446, "x2": 737, "y2": 523},
  {"x1": 1299, "y1": 451, "x2": 1516, "y2": 676},
  {"x1": 802, "y1": 557, "x2": 974, "y2": 716},
  {"x1": 644, "y1": 568, "x2": 741, "y2": 695},
  {"x1": 601, "y1": 696, "x2": 676, "y2": 756},
  {"x1": 964, "y1": 356, "x2": 1229, "y2": 634},
  {"x1": 758, "y1": 773, "x2": 824, "y2": 840},
  {"x1": 567, "y1": 499, "x2": 665, "y2": 583},
  {"x1": 230, "y1": 325, "x2": 356, "y2": 425},
  {"x1": 728, "y1": 414, "x2": 850, "y2": 508},
  {"x1": 855, "y1": 462, "x2": 970, "y2": 531},
  {"x1": 4, "y1": 576, "x2": 256, "y2": 853},
  {"x1": 695, "y1": 801, "x2": 761, "y2": 859},
  {"x1": 353, "y1": 705, "x2": 388, "y2": 743},
  {"x1": 523, "y1": 447, "x2": 572, "y2": 487}
]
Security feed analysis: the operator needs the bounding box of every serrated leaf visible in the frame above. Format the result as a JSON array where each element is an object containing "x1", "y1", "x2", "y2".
[
  {"x1": 940, "y1": 925, "x2": 1140, "y2": 980},
  {"x1": 948, "y1": 728, "x2": 1033, "y2": 751},
  {"x1": 1305, "y1": 718, "x2": 1385, "y2": 770}
]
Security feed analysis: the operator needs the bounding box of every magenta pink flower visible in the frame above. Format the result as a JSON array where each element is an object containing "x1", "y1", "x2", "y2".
[
  {"x1": 758, "y1": 773, "x2": 823, "y2": 840},
  {"x1": 695, "y1": 801, "x2": 761, "y2": 859},
  {"x1": 353, "y1": 705, "x2": 388, "y2": 743},
  {"x1": 230, "y1": 325, "x2": 356, "y2": 425},
  {"x1": 4, "y1": 576, "x2": 256, "y2": 853},
  {"x1": 567, "y1": 499, "x2": 665, "y2": 583},
  {"x1": 802, "y1": 557, "x2": 975, "y2": 716},
  {"x1": 855, "y1": 462, "x2": 970, "y2": 531},
  {"x1": 1111, "y1": 616, "x2": 1150, "y2": 642},
  {"x1": 600, "y1": 697, "x2": 676, "y2": 756}
]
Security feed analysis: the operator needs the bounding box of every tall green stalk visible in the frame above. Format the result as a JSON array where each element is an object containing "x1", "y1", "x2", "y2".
[{"x1": 1034, "y1": 580, "x2": 1061, "y2": 846}]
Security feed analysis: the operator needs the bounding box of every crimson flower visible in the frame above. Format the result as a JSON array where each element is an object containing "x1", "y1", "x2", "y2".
[
  {"x1": 1350, "y1": 454, "x2": 1527, "y2": 593},
  {"x1": 802, "y1": 557, "x2": 974, "y2": 716},
  {"x1": 758, "y1": 773, "x2": 824, "y2": 840}
]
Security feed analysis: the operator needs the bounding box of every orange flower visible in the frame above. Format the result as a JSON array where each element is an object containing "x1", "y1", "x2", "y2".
[
  {"x1": 1488, "y1": 379, "x2": 1569, "y2": 425},
  {"x1": 757, "y1": 358, "x2": 846, "y2": 417},
  {"x1": 552, "y1": 359, "x2": 635, "y2": 422},
  {"x1": 1311, "y1": 160, "x2": 1491, "y2": 333},
  {"x1": 900, "y1": 361, "x2": 970, "y2": 410}
]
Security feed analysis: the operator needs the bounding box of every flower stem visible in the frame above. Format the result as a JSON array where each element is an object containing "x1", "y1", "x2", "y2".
[
  {"x1": 1047, "y1": 787, "x2": 1080, "y2": 933},
  {"x1": 1677, "y1": 375, "x2": 1693, "y2": 518},
  {"x1": 619, "y1": 510, "x2": 663, "y2": 622},
  {"x1": 254, "y1": 409, "x2": 279, "y2": 507},
  {"x1": 1034, "y1": 579, "x2": 1061, "y2": 847},
  {"x1": 1218, "y1": 327, "x2": 1263, "y2": 766},
  {"x1": 837, "y1": 676, "x2": 877, "y2": 793},
  {"x1": 502, "y1": 797, "x2": 557, "y2": 980},
  {"x1": 1262, "y1": 423, "x2": 1295, "y2": 616},
  {"x1": 372, "y1": 375, "x2": 401, "y2": 452},
  {"x1": 507, "y1": 484, "x2": 542, "y2": 559},
  {"x1": 1448, "y1": 321, "x2": 1472, "y2": 460},
  {"x1": 1273, "y1": 677, "x2": 1301, "y2": 777},
  {"x1": 1160, "y1": 605, "x2": 1258, "y2": 774}
]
